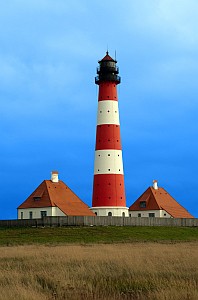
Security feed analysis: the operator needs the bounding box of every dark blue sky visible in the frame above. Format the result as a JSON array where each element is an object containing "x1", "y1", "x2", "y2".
[{"x1": 0, "y1": 0, "x2": 197, "y2": 219}]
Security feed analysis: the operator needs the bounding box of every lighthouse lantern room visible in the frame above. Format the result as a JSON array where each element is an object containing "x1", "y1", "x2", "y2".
[{"x1": 91, "y1": 52, "x2": 129, "y2": 217}]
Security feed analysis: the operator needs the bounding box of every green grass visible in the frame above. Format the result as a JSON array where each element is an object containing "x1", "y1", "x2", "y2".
[{"x1": 0, "y1": 226, "x2": 197, "y2": 246}]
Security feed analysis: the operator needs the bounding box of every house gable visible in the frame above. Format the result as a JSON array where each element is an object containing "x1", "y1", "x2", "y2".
[
  {"x1": 129, "y1": 187, "x2": 161, "y2": 211},
  {"x1": 18, "y1": 181, "x2": 53, "y2": 209}
]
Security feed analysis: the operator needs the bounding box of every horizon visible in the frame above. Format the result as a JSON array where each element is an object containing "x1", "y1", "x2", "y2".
[{"x1": 0, "y1": 0, "x2": 197, "y2": 219}]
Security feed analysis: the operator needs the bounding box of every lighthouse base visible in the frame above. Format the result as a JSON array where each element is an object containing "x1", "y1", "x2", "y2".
[{"x1": 90, "y1": 206, "x2": 129, "y2": 217}]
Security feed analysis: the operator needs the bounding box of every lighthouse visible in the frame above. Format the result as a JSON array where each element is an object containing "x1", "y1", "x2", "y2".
[{"x1": 91, "y1": 52, "x2": 129, "y2": 217}]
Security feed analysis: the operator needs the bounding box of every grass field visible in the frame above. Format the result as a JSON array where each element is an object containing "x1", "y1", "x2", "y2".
[
  {"x1": 0, "y1": 226, "x2": 198, "y2": 245},
  {"x1": 0, "y1": 242, "x2": 198, "y2": 300},
  {"x1": 0, "y1": 226, "x2": 197, "y2": 299}
]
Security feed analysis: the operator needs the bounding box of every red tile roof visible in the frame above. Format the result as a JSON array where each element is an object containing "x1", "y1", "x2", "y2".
[
  {"x1": 18, "y1": 180, "x2": 95, "y2": 216},
  {"x1": 129, "y1": 186, "x2": 194, "y2": 218}
]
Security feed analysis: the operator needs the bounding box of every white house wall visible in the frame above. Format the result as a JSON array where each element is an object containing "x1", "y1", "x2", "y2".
[
  {"x1": 129, "y1": 210, "x2": 172, "y2": 218},
  {"x1": 18, "y1": 206, "x2": 66, "y2": 219},
  {"x1": 160, "y1": 210, "x2": 171, "y2": 218},
  {"x1": 52, "y1": 207, "x2": 66, "y2": 217}
]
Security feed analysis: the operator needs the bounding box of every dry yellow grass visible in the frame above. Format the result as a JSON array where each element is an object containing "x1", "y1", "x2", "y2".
[{"x1": 0, "y1": 242, "x2": 197, "y2": 300}]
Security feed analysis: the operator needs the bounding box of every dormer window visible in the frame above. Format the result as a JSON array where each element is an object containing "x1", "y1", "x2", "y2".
[
  {"x1": 140, "y1": 201, "x2": 146, "y2": 208},
  {"x1": 33, "y1": 197, "x2": 41, "y2": 201}
]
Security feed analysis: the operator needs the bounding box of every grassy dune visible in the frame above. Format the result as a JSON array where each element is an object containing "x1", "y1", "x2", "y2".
[
  {"x1": 0, "y1": 243, "x2": 198, "y2": 300},
  {"x1": 0, "y1": 226, "x2": 198, "y2": 245}
]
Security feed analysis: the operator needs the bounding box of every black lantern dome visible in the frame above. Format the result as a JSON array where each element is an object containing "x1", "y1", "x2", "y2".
[{"x1": 95, "y1": 51, "x2": 121, "y2": 85}]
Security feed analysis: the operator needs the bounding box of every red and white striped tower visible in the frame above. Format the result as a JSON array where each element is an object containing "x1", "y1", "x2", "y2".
[{"x1": 91, "y1": 52, "x2": 128, "y2": 217}]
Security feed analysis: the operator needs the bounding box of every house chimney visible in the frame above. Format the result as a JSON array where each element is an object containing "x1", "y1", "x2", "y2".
[
  {"x1": 153, "y1": 180, "x2": 158, "y2": 190},
  {"x1": 51, "y1": 171, "x2": 59, "y2": 183}
]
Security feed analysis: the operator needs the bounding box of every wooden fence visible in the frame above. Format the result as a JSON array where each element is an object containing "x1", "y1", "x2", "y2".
[{"x1": 0, "y1": 216, "x2": 197, "y2": 227}]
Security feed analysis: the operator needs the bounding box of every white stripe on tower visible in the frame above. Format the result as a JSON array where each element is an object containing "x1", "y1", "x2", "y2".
[
  {"x1": 94, "y1": 149, "x2": 124, "y2": 175},
  {"x1": 97, "y1": 100, "x2": 120, "y2": 125}
]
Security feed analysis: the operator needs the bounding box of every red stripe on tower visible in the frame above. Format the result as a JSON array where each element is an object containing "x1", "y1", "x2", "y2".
[{"x1": 91, "y1": 52, "x2": 129, "y2": 217}]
